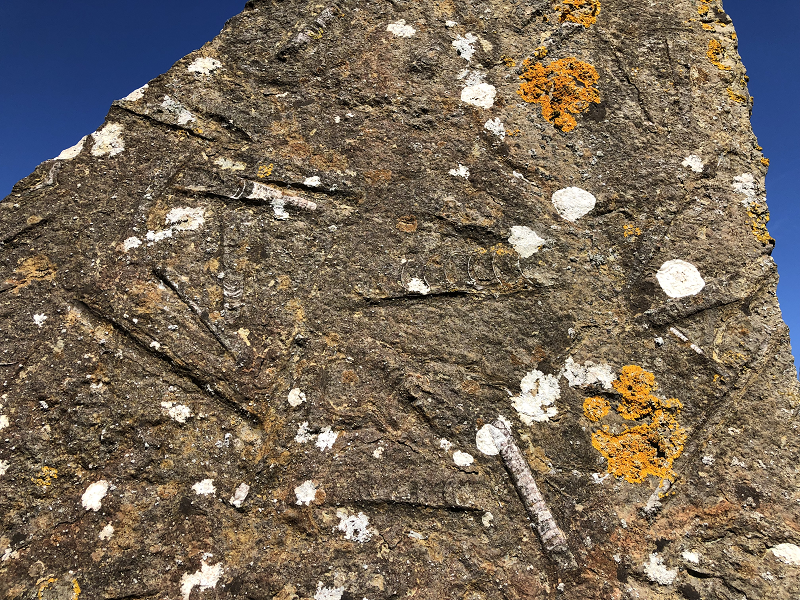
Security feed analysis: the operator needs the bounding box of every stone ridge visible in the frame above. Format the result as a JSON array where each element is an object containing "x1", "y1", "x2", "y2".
[{"x1": 1, "y1": 0, "x2": 799, "y2": 598}]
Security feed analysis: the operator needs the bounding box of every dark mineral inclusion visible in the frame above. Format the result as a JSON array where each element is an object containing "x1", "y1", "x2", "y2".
[{"x1": 2, "y1": 0, "x2": 800, "y2": 599}]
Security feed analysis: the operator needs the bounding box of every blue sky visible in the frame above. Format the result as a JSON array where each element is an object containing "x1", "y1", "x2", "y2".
[{"x1": 1, "y1": 1, "x2": 798, "y2": 354}]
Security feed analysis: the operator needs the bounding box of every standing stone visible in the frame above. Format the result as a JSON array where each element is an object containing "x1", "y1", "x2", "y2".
[{"x1": 1, "y1": 0, "x2": 798, "y2": 598}]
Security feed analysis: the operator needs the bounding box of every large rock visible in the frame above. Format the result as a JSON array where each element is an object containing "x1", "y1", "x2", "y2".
[{"x1": 2, "y1": 0, "x2": 798, "y2": 598}]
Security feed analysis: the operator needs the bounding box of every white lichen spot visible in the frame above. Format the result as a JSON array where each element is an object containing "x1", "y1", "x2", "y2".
[
  {"x1": 551, "y1": 187, "x2": 596, "y2": 222},
  {"x1": 55, "y1": 136, "x2": 87, "y2": 161},
  {"x1": 214, "y1": 157, "x2": 246, "y2": 171},
  {"x1": 161, "y1": 401, "x2": 193, "y2": 424},
  {"x1": 166, "y1": 206, "x2": 205, "y2": 232},
  {"x1": 98, "y1": 523, "x2": 114, "y2": 541},
  {"x1": 295, "y1": 421, "x2": 315, "y2": 444},
  {"x1": 771, "y1": 543, "x2": 800, "y2": 565},
  {"x1": 484, "y1": 117, "x2": 506, "y2": 139},
  {"x1": 314, "y1": 583, "x2": 345, "y2": 600},
  {"x1": 121, "y1": 84, "x2": 148, "y2": 102},
  {"x1": 150, "y1": 340, "x2": 162, "y2": 350},
  {"x1": 682, "y1": 551, "x2": 700, "y2": 564},
  {"x1": 187, "y1": 57, "x2": 223, "y2": 76},
  {"x1": 146, "y1": 229, "x2": 173, "y2": 243},
  {"x1": 476, "y1": 424, "x2": 500, "y2": 456},
  {"x1": 461, "y1": 83, "x2": 496, "y2": 109},
  {"x1": 656, "y1": 259, "x2": 705, "y2": 298},
  {"x1": 482, "y1": 512, "x2": 494, "y2": 527},
  {"x1": 304, "y1": 176, "x2": 322, "y2": 187},
  {"x1": 122, "y1": 236, "x2": 142, "y2": 252},
  {"x1": 229, "y1": 483, "x2": 250, "y2": 508},
  {"x1": 192, "y1": 479, "x2": 216, "y2": 496},
  {"x1": 445, "y1": 20, "x2": 458, "y2": 27},
  {"x1": 82, "y1": 480, "x2": 110, "y2": 511},
  {"x1": 592, "y1": 473, "x2": 610, "y2": 484},
  {"x1": 560, "y1": 357, "x2": 615, "y2": 389},
  {"x1": 336, "y1": 509, "x2": 374, "y2": 543},
  {"x1": 439, "y1": 438, "x2": 453, "y2": 451},
  {"x1": 449, "y1": 164, "x2": 470, "y2": 178},
  {"x1": 162, "y1": 96, "x2": 196, "y2": 126},
  {"x1": 681, "y1": 155, "x2": 704, "y2": 173},
  {"x1": 372, "y1": 446, "x2": 384, "y2": 459},
  {"x1": 33, "y1": 314, "x2": 47, "y2": 328},
  {"x1": 386, "y1": 19, "x2": 416, "y2": 38},
  {"x1": 508, "y1": 226, "x2": 545, "y2": 258},
  {"x1": 453, "y1": 450, "x2": 474, "y2": 467},
  {"x1": 732, "y1": 173, "x2": 757, "y2": 200},
  {"x1": 0, "y1": 460, "x2": 8, "y2": 477},
  {"x1": 316, "y1": 427, "x2": 339, "y2": 451},
  {"x1": 406, "y1": 277, "x2": 430, "y2": 295},
  {"x1": 288, "y1": 387, "x2": 307, "y2": 408},
  {"x1": 0, "y1": 415, "x2": 8, "y2": 430},
  {"x1": 180, "y1": 562, "x2": 223, "y2": 600},
  {"x1": 295, "y1": 480, "x2": 318, "y2": 505},
  {"x1": 452, "y1": 33, "x2": 478, "y2": 61},
  {"x1": 91, "y1": 123, "x2": 125, "y2": 157},
  {"x1": 511, "y1": 370, "x2": 560, "y2": 424},
  {"x1": 643, "y1": 553, "x2": 677, "y2": 585}
]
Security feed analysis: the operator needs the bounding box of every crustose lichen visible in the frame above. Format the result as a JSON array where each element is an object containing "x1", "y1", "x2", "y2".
[
  {"x1": 517, "y1": 57, "x2": 601, "y2": 132},
  {"x1": 555, "y1": 0, "x2": 601, "y2": 28}
]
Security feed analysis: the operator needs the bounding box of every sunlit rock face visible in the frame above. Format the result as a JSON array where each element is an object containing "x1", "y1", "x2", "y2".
[{"x1": 1, "y1": 1, "x2": 798, "y2": 599}]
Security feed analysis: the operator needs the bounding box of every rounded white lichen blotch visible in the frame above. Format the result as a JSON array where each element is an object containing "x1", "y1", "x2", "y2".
[
  {"x1": 386, "y1": 19, "x2": 416, "y2": 38},
  {"x1": 315, "y1": 427, "x2": 339, "y2": 451},
  {"x1": 484, "y1": 117, "x2": 506, "y2": 139},
  {"x1": 82, "y1": 480, "x2": 110, "y2": 511},
  {"x1": 476, "y1": 425, "x2": 500, "y2": 456},
  {"x1": 161, "y1": 401, "x2": 193, "y2": 424},
  {"x1": 461, "y1": 83, "x2": 496, "y2": 109},
  {"x1": 0, "y1": 460, "x2": 8, "y2": 477},
  {"x1": 551, "y1": 187, "x2": 596, "y2": 222},
  {"x1": 0, "y1": 415, "x2": 8, "y2": 430},
  {"x1": 122, "y1": 236, "x2": 142, "y2": 252},
  {"x1": 187, "y1": 57, "x2": 223, "y2": 75},
  {"x1": 449, "y1": 164, "x2": 470, "y2": 179},
  {"x1": 453, "y1": 451, "x2": 474, "y2": 467},
  {"x1": 180, "y1": 562, "x2": 223, "y2": 600},
  {"x1": 98, "y1": 523, "x2": 114, "y2": 541},
  {"x1": 314, "y1": 583, "x2": 345, "y2": 600},
  {"x1": 681, "y1": 155, "x2": 704, "y2": 173},
  {"x1": 336, "y1": 509, "x2": 374, "y2": 543},
  {"x1": 287, "y1": 387, "x2": 306, "y2": 407},
  {"x1": 771, "y1": 543, "x2": 800, "y2": 565},
  {"x1": 560, "y1": 357, "x2": 614, "y2": 389},
  {"x1": 295, "y1": 480, "x2": 318, "y2": 505},
  {"x1": 643, "y1": 553, "x2": 677, "y2": 585},
  {"x1": 192, "y1": 479, "x2": 216, "y2": 496},
  {"x1": 452, "y1": 33, "x2": 478, "y2": 61},
  {"x1": 55, "y1": 136, "x2": 87, "y2": 161},
  {"x1": 733, "y1": 173, "x2": 758, "y2": 201},
  {"x1": 508, "y1": 226, "x2": 545, "y2": 258},
  {"x1": 656, "y1": 259, "x2": 705, "y2": 298},
  {"x1": 229, "y1": 483, "x2": 250, "y2": 508},
  {"x1": 406, "y1": 277, "x2": 430, "y2": 295},
  {"x1": 166, "y1": 207, "x2": 205, "y2": 231},
  {"x1": 511, "y1": 370, "x2": 560, "y2": 424},
  {"x1": 33, "y1": 314, "x2": 47, "y2": 328},
  {"x1": 91, "y1": 123, "x2": 125, "y2": 157},
  {"x1": 303, "y1": 176, "x2": 322, "y2": 187}
]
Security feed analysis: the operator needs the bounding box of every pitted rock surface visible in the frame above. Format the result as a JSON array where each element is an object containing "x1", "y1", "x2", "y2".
[{"x1": 2, "y1": 1, "x2": 799, "y2": 599}]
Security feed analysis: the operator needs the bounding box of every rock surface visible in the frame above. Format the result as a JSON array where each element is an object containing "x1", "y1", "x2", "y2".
[{"x1": 2, "y1": 0, "x2": 799, "y2": 598}]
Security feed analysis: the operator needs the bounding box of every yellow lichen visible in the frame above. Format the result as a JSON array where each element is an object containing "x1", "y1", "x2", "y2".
[
  {"x1": 760, "y1": 157, "x2": 770, "y2": 167},
  {"x1": 698, "y1": 4, "x2": 709, "y2": 15},
  {"x1": 707, "y1": 39, "x2": 731, "y2": 71},
  {"x1": 727, "y1": 88, "x2": 747, "y2": 103},
  {"x1": 501, "y1": 55, "x2": 517, "y2": 67},
  {"x1": 701, "y1": 23, "x2": 714, "y2": 31},
  {"x1": 257, "y1": 164, "x2": 274, "y2": 178},
  {"x1": 583, "y1": 396, "x2": 610, "y2": 422},
  {"x1": 623, "y1": 224, "x2": 642, "y2": 237},
  {"x1": 588, "y1": 366, "x2": 687, "y2": 484},
  {"x1": 517, "y1": 57, "x2": 601, "y2": 132},
  {"x1": 747, "y1": 202, "x2": 774, "y2": 244},
  {"x1": 32, "y1": 466, "x2": 58, "y2": 486},
  {"x1": 555, "y1": 0, "x2": 601, "y2": 27}
]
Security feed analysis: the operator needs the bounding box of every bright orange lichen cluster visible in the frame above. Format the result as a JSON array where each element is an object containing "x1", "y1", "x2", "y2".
[
  {"x1": 517, "y1": 58, "x2": 600, "y2": 132},
  {"x1": 555, "y1": 0, "x2": 601, "y2": 27},
  {"x1": 747, "y1": 202, "x2": 774, "y2": 245},
  {"x1": 583, "y1": 396, "x2": 610, "y2": 422},
  {"x1": 587, "y1": 366, "x2": 687, "y2": 484},
  {"x1": 707, "y1": 39, "x2": 731, "y2": 70},
  {"x1": 623, "y1": 224, "x2": 642, "y2": 237}
]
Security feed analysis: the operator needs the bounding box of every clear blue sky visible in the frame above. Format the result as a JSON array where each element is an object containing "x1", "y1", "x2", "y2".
[{"x1": 1, "y1": 1, "x2": 798, "y2": 354}]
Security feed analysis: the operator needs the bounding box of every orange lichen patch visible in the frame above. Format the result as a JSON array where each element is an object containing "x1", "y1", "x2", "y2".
[
  {"x1": 72, "y1": 579, "x2": 81, "y2": 600},
  {"x1": 727, "y1": 88, "x2": 747, "y2": 103},
  {"x1": 505, "y1": 128, "x2": 522, "y2": 137},
  {"x1": 583, "y1": 396, "x2": 610, "y2": 422},
  {"x1": 6, "y1": 255, "x2": 56, "y2": 293},
  {"x1": 257, "y1": 163, "x2": 274, "y2": 178},
  {"x1": 707, "y1": 39, "x2": 731, "y2": 70},
  {"x1": 32, "y1": 466, "x2": 58, "y2": 486},
  {"x1": 697, "y1": 4, "x2": 709, "y2": 15},
  {"x1": 761, "y1": 157, "x2": 770, "y2": 167},
  {"x1": 623, "y1": 224, "x2": 642, "y2": 237},
  {"x1": 555, "y1": 0, "x2": 601, "y2": 27},
  {"x1": 501, "y1": 55, "x2": 517, "y2": 67},
  {"x1": 589, "y1": 366, "x2": 687, "y2": 484},
  {"x1": 747, "y1": 203, "x2": 774, "y2": 245},
  {"x1": 701, "y1": 23, "x2": 714, "y2": 30},
  {"x1": 517, "y1": 58, "x2": 600, "y2": 132}
]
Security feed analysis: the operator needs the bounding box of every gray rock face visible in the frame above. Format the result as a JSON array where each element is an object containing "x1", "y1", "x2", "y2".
[{"x1": 2, "y1": 0, "x2": 799, "y2": 598}]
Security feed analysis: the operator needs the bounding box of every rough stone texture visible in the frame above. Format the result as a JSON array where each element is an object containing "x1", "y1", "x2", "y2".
[{"x1": 1, "y1": 1, "x2": 799, "y2": 599}]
